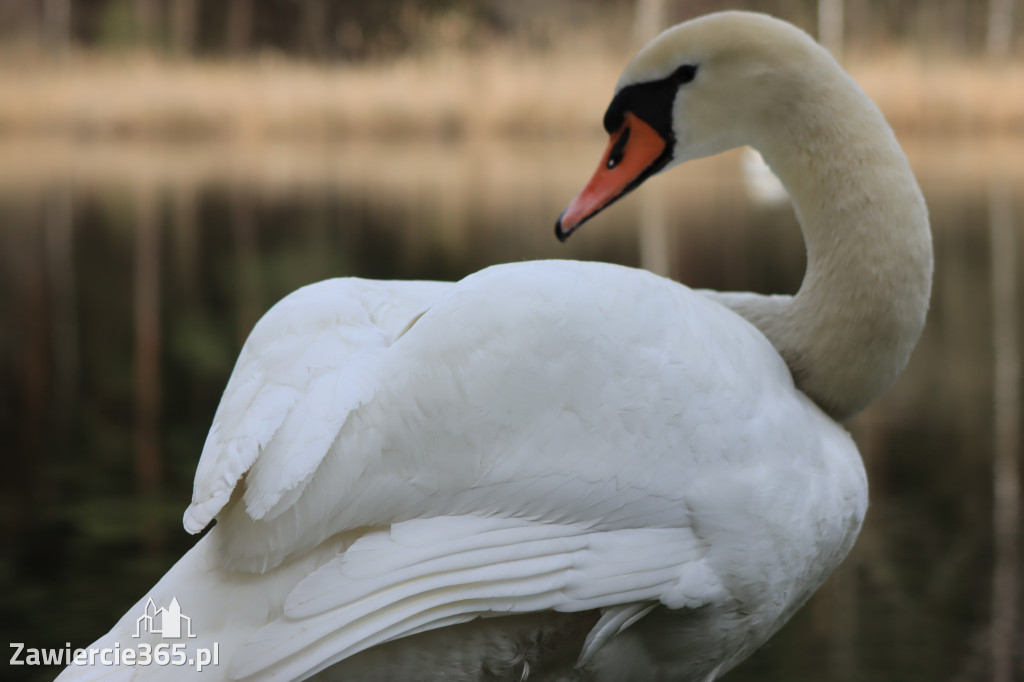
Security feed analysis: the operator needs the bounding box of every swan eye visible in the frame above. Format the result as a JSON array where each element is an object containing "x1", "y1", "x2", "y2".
[
  {"x1": 606, "y1": 126, "x2": 631, "y2": 169},
  {"x1": 602, "y1": 64, "x2": 696, "y2": 137},
  {"x1": 673, "y1": 64, "x2": 698, "y2": 85}
]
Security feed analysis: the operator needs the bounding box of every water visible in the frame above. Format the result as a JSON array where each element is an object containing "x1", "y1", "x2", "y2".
[{"x1": 0, "y1": 136, "x2": 1021, "y2": 681}]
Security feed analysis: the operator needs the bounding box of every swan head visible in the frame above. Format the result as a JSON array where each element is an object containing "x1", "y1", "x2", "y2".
[{"x1": 556, "y1": 11, "x2": 830, "y2": 239}]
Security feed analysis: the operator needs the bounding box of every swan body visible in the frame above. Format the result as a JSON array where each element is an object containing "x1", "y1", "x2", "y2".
[{"x1": 59, "y1": 10, "x2": 930, "y2": 682}]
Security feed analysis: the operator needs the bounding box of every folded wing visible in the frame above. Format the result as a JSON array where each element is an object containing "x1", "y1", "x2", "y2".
[
  {"x1": 230, "y1": 515, "x2": 724, "y2": 681},
  {"x1": 184, "y1": 278, "x2": 449, "y2": 534}
]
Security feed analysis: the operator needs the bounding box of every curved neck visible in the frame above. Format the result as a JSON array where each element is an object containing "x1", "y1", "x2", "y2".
[{"x1": 712, "y1": 74, "x2": 933, "y2": 420}]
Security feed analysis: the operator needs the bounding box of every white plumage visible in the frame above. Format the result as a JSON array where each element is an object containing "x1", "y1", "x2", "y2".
[{"x1": 59, "y1": 10, "x2": 931, "y2": 682}]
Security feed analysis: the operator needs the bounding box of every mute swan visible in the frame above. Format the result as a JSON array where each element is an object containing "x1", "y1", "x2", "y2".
[{"x1": 59, "y1": 10, "x2": 931, "y2": 682}]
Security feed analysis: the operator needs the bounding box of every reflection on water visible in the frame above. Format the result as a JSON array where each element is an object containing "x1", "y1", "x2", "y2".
[{"x1": 1, "y1": 138, "x2": 1022, "y2": 681}]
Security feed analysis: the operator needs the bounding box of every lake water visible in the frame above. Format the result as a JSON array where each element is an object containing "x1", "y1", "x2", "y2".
[{"x1": 1, "y1": 136, "x2": 1021, "y2": 681}]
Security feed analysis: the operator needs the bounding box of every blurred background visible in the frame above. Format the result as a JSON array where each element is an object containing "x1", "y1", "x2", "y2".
[{"x1": 0, "y1": 1, "x2": 1021, "y2": 680}]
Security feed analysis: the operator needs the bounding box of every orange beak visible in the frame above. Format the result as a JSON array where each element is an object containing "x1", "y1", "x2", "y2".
[{"x1": 555, "y1": 112, "x2": 672, "y2": 241}]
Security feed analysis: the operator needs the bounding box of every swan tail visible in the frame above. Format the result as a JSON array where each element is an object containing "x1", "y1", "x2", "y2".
[{"x1": 55, "y1": 529, "x2": 354, "y2": 682}]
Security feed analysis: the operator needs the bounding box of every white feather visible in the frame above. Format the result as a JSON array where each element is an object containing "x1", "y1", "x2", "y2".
[{"x1": 231, "y1": 516, "x2": 713, "y2": 681}]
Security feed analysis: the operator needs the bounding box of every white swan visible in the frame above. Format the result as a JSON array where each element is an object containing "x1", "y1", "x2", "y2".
[{"x1": 59, "y1": 11, "x2": 931, "y2": 682}]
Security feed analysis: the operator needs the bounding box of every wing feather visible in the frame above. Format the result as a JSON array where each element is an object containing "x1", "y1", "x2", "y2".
[
  {"x1": 228, "y1": 515, "x2": 723, "y2": 681},
  {"x1": 578, "y1": 603, "x2": 658, "y2": 666},
  {"x1": 184, "y1": 278, "x2": 446, "y2": 533}
]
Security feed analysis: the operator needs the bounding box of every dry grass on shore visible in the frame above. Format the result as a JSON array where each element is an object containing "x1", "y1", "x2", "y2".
[
  {"x1": 0, "y1": 47, "x2": 1021, "y2": 141},
  {"x1": 0, "y1": 48, "x2": 622, "y2": 141},
  {"x1": 849, "y1": 50, "x2": 1024, "y2": 136}
]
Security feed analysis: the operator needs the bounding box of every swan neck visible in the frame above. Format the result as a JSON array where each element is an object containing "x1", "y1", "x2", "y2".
[{"x1": 738, "y1": 78, "x2": 932, "y2": 419}]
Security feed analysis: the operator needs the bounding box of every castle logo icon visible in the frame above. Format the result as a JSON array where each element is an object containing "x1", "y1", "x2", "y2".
[{"x1": 133, "y1": 597, "x2": 196, "y2": 639}]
